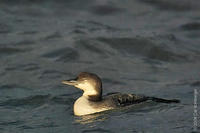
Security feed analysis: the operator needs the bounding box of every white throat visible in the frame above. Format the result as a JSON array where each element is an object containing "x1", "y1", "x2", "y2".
[
  {"x1": 83, "y1": 89, "x2": 98, "y2": 98},
  {"x1": 75, "y1": 82, "x2": 99, "y2": 98}
]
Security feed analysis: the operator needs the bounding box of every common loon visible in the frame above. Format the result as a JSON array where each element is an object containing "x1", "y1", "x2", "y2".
[{"x1": 62, "y1": 72, "x2": 180, "y2": 116}]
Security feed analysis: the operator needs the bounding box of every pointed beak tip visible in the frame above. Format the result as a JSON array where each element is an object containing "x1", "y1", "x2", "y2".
[
  {"x1": 62, "y1": 80, "x2": 69, "y2": 84},
  {"x1": 62, "y1": 80, "x2": 77, "y2": 86},
  {"x1": 61, "y1": 80, "x2": 64, "y2": 84}
]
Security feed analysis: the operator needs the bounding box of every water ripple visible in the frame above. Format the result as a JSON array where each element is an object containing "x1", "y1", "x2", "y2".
[
  {"x1": 0, "y1": 94, "x2": 76, "y2": 109},
  {"x1": 42, "y1": 32, "x2": 62, "y2": 41},
  {"x1": 73, "y1": 20, "x2": 124, "y2": 33},
  {"x1": 0, "y1": 23, "x2": 12, "y2": 34},
  {"x1": 90, "y1": 5, "x2": 124, "y2": 16},
  {"x1": 42, "y1": 47, "x2": 79, "y2": 62},
  {"x1": 0, "y1": 47, "x2": 26, "y2": 56},
  {"x1": 0, "y1": 95, "x2": 51, "y2": 108},
  {"x1": 6, "y1": 63, "x2": 40, "y2": 71},
  {"x1": 98, "y1": 37, "x2": 188, "y2": 62},
  {"x1": 82, "y1": 128, "x2": 112, "y2": 133},
  {"x1": 0, "y1": 120, "x2": 24, "y2": 126},
  {"x1": 139, "y1": 0, "x2": 200, "y2": 11},
  {"x1": 180, "y1": 22, "x2": 200, "y2": 31}
]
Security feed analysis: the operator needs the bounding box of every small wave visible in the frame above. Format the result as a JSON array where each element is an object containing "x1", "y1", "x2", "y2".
[
  {"x1": 42, "y1": 32, "x2": 62, "y2": 41},
  {"x1": 89, "y1": 5, "x2": 124, "y2": 16},
  {"x1": 102, "y1": 78, "x2": 125, "y2": 85},
  {"x1": 39, "y1": 70, "x2": 70, "y2": 79},
  {"x1": 0, "y1": 95, "x2": 51, "y2": 108},
  {"x1": 190, "y1": 81, "x2": 200, "y2": 87},
  {"x1": 0, "y1": 47, "x2": 22, "y2": 54},
  {"x1": 97, "y1": 37, "x2": 188, "y2": 62},
  {"x1": 0, "y1": 47, "x2": 28, "y2": 57},
  {"x1": 82, "y1": 128, "x2": 112, "y2": 133},
  {"x1": 180, "y1": 22, "x2": 200, "y2": 31},
  {"x1": 42, "y1": 47, "x2": 79, "y2": 62},
  {"x1": 19, "y1": 30, "x2": 38, "y2": 35},
  {"x1": 0, "y1": 120, "x2": 24, "y2": 126},
  {"x1": 5, "y1": 63, "x2": 39, "y2": 71},
  {"x1": 0, "y1": 23, "x2": 12, "y2": 34},
  {"x1": 139, "y1": 0, "x2": 200, "y2": 11},
  {"x1": 14, "y1": 40, "x2": 35, "y2": 46},
  {"x1": 0, "y1": 93, "x2": 76, "y2": 109},
  {"x1": 73, "y1": 20, "x2": 124, "y2": 34},
  {"x1": 0, "y1": 84, "x2": 25, "y2": 90},
  {"x1": 76, "y1": 39, "x2": 105, "y2": 54}
]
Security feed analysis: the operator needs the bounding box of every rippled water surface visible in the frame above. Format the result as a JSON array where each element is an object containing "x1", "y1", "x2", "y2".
[{"x1": 0, "y1": 0, "x2": 200, "y2": 133}]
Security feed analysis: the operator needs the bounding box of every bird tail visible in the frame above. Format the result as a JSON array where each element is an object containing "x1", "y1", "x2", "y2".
[{"x1": 147, "y1": 97, "x2": 180, "y2": 103}]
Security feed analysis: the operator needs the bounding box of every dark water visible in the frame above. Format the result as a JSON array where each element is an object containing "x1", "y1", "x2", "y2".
[{"x1": 0, "y1": 0, "x2": 200, "y2": 133}]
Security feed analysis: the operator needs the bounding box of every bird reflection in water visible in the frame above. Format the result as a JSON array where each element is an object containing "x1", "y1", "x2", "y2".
[{"x1": 74, "y1": 112, "x2": 108, "y2": 125}]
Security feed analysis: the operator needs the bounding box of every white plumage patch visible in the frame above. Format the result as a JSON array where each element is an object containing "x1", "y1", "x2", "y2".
[{"x1": 75, "y1": 82, "x2": 98, "y2": 97}]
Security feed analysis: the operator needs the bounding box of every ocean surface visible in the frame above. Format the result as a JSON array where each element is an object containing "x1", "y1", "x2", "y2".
[{"x1": 0, "y1": 0, "x2": 200, "y2": 133}]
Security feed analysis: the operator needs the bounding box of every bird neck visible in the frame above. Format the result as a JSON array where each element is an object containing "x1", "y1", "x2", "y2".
[{"x1": 83, "y1": 88, "x2": 102, "y2": 102}]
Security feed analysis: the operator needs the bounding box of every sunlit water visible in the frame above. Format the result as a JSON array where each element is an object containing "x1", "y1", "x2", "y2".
[{"x1": 0, "y1": 0, "x2": 200, "y2": 133}]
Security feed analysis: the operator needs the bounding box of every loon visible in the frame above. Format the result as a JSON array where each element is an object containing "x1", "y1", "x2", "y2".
[{"x1": 62, "y1": 72, "x2": 180, "y2": 116}]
